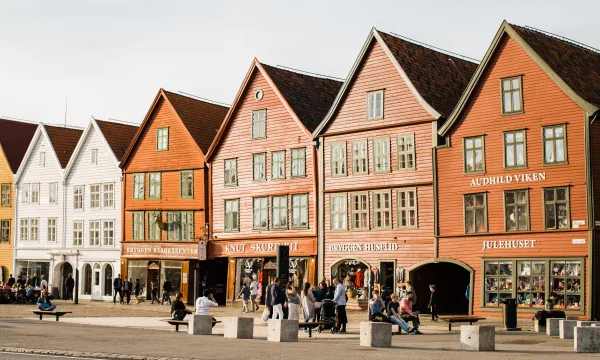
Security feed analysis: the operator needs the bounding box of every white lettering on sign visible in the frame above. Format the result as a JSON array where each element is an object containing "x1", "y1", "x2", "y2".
[
  {"x1": 572, "y1": 239, "x2": 586, "y2": 245},
  {"x1": 224, "y1": 242, "x2": 300, "y2": 253},
  {"x1": 572, "y1": 220, "x2": 585, "y2": 229},
  {"x1": 470, "y1": 172, "x2": 546, "y2": 187},
  {"x1": 123, "y1": 247, "x2": 198, "y2": 256},
  {"x1": 481, "y1": 240, "x2": 536, "y2": 251},
  {"x1": 328, "y1": 243, "x2": 399, "y2": 252}
]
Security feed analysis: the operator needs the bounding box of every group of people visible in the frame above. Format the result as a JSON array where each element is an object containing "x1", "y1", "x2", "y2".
[
  {"x1": 1, "y1": 273, "x2": 52, "y2": 304},
  {"x1": 112, "y1": 274, "x2": 142, "y2": 305}
]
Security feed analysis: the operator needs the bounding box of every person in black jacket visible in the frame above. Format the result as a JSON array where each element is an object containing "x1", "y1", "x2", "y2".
[
  {"x1": 64, "y1": 274, "x2": 75, "y2": 300},
  {"x1": 7, "y1": 274, "x2": 15, "y2": 288},
  {"x1": 428, "y1": 284, "x2": 439, "y2": 321},
  {"x1": 113, "y1": 274, "x2": 123, "y2": 304},
  {"x1": 270, "y1": 278, "x2": 284, "y2": 319},
  {"x1": 161, "y1": 280, "x2": 172, "y2": 305},
  {"x1": 170, "y1": 292, "x2": 192, "y2": 320}
]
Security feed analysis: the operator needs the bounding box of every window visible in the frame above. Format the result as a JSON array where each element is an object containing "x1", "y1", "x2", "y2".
[
  {"x1": 291, "y1": 149, "x2": 306, "y2": 177},
  {"x1": 252, "y1": 110, "x2": 266, "y2": 139},
  {"x1": 180, "y1": 171, "x2": 193, "y2": 198},
  {"x1": 544, "y1": 187, "x2": 570, "y2": 230},
  {"x1": 224, "y1": 199, "x2": 239, "y2": 232},
  {"x1": 73, "y1": 221, "x2": 83, "y2": 246},
  {"x1": 22, "y1": 184, "x2": 30, "y2": 203},
  {"x1": 30, "y1": 218, "x2": 39, "y2": 241},
  {"x1": 39, "y1": 152, "x2": 45, "y2": 167},
  {"x1": 167, "y1": 212, "x2": 180, "y2": 240},
  {"x1": 397, "y1": 134, "x2": 415, "y2": 170},
  {"x1": 149, "y1": 173, "x2": 161, "y2": 199},
  {"x1": 398, "y1": 189, "x2": 417, "y2": 228},
  {"x1": 373, "y1": 190, "x2": 391, "y2": 229},
  {"x1": 91, "y1": 149, "x2": 98, "y2": 164},
  {"x1": 543, "y1": 125, "x2": 567, "y2": 164},
  {"x1": 464, "y1": 193, "x2": 487, "y2": 233},
  {"x1": 331, "y1": 143, "x2": 346, "y2": 176},
  {"x1": 224, "y1": 159, "x2": 237, "y2": 185},
  {"x1": 373, "y1": 137, "x2": 390, "y2": 173},
  {"x1": 253, "y1": 153, "x2": 266, "y2": 181},
  {"x1": 464, "y1": 136, "x2": 485, "y2": 173},
  {"x1": 1, "y1": 220, "x2": 10, "y2": 242},
  {"x1": 504, "y1": 130, "x2": 526, "y2": 168},
  {"x1": 157, "y1": 128, "x2": 169, "y2": 151},
  {"x1": 180, "y1": 212, "x2": 194, "y2": 240},
  {"x1": 484, "y1": 261, "x2": 513, "y2": 306},
  {"x1": 90, "y1": 184, "x2": 100, "y2": 209},
  {"x1": 271, "y1": 151, "x2": 285, "y2": 180},
  {"x1": 31, "y1": 183, "x2": 39, "y2": 204},
  {"x1": 103, "y1": 220, "x2": 114, "y2": 246},
  {"x1": 103, "y1": 183, "x2": 114, "y2": 208},
  {"x1": 1, "y1": 184, "x2": 10, "y2": 207},
  {"x1": 330, "y1": 194, "x2": 347, "y2": 230},
  {"x1": 132, "y1": 212, "x2": 144, "y2": 240},
  {"x1": 74, "y1": 186, "x2": 84, "y2": 210},
  {"x1": 550, "y1": 260, "x2": 582, "y2": 310},
  {"x1": 148, "y1": 212, "x2": 161, "y2": 240},
  {"x1": 47, "y1": 218, "x2": 57, "y2": 242},
  {"x1": 291, "y1": 194, "x2": 308, "y2": 229},
  {"x1": 501, "y1": 76, "x2": 522, "y2": 114},
  {"x1": 20, "y1": 219, "x2": 28, "y2": 241},
  {"x1": 49, "y1": 183, "x2": 58, "y2": 204},
  {"x1": 352, "y1": 141, "x2": 368, "y2": 175},
  {"x1": 89, "y1": 220, "x2": 100, "y2": 246},
  {"x1": 253, "y1": 197, "x2": 268, "y2": 230},
  {"x1": 133, "y1": 174, "x2": 145, "y2": 200},
  {"x1": 367, "y1": 90, "x2": 383, "y2": 119},
  {"x1": 351, "y1": 193, "x2": 369, "y2": 230},
  {"x1": 505, "y1": 190, "x2": 529, "y2": 231},
  {"x1": 272, "y1": 195, "x2": 288, "y2": 229},
  {"x1": 517, "y1": 261, "x2": 546, "y2": 308}
]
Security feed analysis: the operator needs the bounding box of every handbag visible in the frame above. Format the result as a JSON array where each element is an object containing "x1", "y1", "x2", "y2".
[
  {"x1": 261, "y1": 307, "x2": 270, "y2": 322},
  {"x1": 172, "y1": 309, "x2": 186, "y2": 320}
]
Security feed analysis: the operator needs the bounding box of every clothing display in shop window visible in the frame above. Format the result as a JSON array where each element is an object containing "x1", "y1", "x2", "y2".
[
  {"x1": 365, "y1": 268, "x2": 371, "y2": 288},
  {"x1": 372, "y1": 267, "x2": 379, "y2": 284},
  {"x1": 293, "y1": 274, "x2": 299, "y2": 288},
  {"x1": 355, "y1": 268, "x2": 364, "y2": 288},
  {"x1": 257, "y1": 270, "x2": 263, "y2": 283},
  {"x1": 396, "y1": 266, "x2": 404, "y2": 283}
]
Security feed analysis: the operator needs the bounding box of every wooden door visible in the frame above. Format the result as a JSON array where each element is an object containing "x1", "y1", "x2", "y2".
[{"x1": 227, "y1": 258, "x2": 236, "y2": 303}]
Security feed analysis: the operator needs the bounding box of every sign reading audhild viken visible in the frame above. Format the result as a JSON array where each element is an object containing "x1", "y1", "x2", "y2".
[{"x1": 470, "y1": 172, "x2": 546, "y2": 187}]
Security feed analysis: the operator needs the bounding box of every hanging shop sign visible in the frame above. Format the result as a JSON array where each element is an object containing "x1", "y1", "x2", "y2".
[
  {"x1": 470, "y1": 172, "x2": 546, "y2": 187},
  {"x1": 481, "y1": 239, "x2": 537, "y2": 251},
  {"x1": 328, "y1": 243, "x2": 399, "y2": 252},
  {"x1": 122, "y1": 243, "x2": 199, "y2": 259}
]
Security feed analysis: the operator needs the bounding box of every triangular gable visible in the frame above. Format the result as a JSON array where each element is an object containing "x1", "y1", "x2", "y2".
[
  {"x1": 14, "y1": 124, "x2": 66, "y2": 183},
  {"x1": 0, "y1": 118, "x2": 38, "y2": 173},
  {"x1": 439, "y1": 21, "x2": 599, "y2": 136}
]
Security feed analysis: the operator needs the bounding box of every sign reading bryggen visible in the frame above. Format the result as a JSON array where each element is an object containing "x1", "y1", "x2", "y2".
[
  {"x1": 470, "y1": 172, "x2": 546, "y2": 187},
  {"x1": 329, "y1": 243, "x2": 399, "y2": 252},
  {"x1": 122, "y1": 243, "x2": 198, "y2": 259}
]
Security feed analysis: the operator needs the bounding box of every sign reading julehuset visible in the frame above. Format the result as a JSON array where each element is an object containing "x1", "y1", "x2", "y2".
[{"x1": 470, "y1": 172, "x2": 546, "y2": 187}]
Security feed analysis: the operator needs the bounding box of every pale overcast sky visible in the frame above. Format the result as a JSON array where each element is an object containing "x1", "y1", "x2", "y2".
[{"x1": 1, "y1": 0, "x2": 598, "y2": 128}]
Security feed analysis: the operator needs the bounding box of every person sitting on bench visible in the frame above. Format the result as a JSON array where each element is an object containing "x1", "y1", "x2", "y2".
[
  {"x1": 400, "y1": 291, "x2": 421, "y2": 334},
  {"x1": 387, "y1": 294, "x2": 415, "y2": 334},
  {"x1": 195, "y1": 289, "x2": 218, "y2": 326},
  {"x1": 36, "y1": 290, "x2": 56, "y2": 311},
  {"x1": 171, "y1": 292, "x2": 192, "y2": 320}
]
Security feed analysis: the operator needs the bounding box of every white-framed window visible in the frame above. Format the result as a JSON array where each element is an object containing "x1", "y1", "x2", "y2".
[
  {"x1": 464, "y1": 136, "x2": 485, "y2": 173},
  {"x1": 253, "y1": 153, "x2": 266, "y2": 181},
  {"x1": 48, "y1": 218, "x2": 57, "y2": 242},
  {"x1": 132, "y1": 212, "x2": 144, "y2": 240},
  {"x1": 398, "y1": 188, "x2": 418, "y2": 229},
  {"x1": 352, "y1": 140, "x2": 368, "y2": 175},
  {"x1": 253, "y1": 197, "x2": 268, "y2": 230},
  {"x1": 504, "y1": 130, "x2": 526, "y2": 168},
  {"x1": 103, "y1": 220, "x2": 114, "y2": 246},
  {"x1": 224, "y1": 159, "x2": 237, "y2": 186},
  {"x1": 91, "y1": 149, "x2": 98, "y2": 164},
  {"x1": 148, "y1": 212, "x2": 161, "y2": 241},
  {"x1": 272, "y1": 195, "x2": 288, "y2": 229},
  {"x1": 373, "y1": 137, "x2": 390, "y2": 173},
  {"x1": 133, "y1": 173, "x2": 145, "y2": 200},
  {"x1": 20, "y1": 219, "x2": 28, "y2": 241},
  {"x1": 1, "y1": 184, "x2": 10, "y2": 207},
  {"x1": 505, "y1": 190, "x2": 529, "y2": 231},
  {"x1": 252, "y1": 110, "x2": 266, "y2": 139},
  {"x1": 501, "y1": 76, "x2": 523, "y2": 114},
  {"x1": 73, "y1": 221, "x2": 83, "y2": 246},
  {"x1": 225, "y1": 199, "x2": 239, "y2": 232},
  {"x1": 291, "y1": 194, "x2": 308, "y2": 229},
  {"x1": 74, "y1": 186, "x2": 84, "y2": 210},
  {"x1": 543, "y1": 125, "x2": 567, "y2": 165},
  {"x1": 367, "y1": 90, "x2": 384, "y2": 120},
  {"x1": 49, "y1": 183, "x2": 58, "y2": 204},
  {"x1": 181, "y1": 212, "x2": 194, "y2": 240},
  {"x1": 397, "y1": 134, "x2": 415, "y2": 170},
  {"x1": 373, "y1": 190, "x2": 391, "y2": 229},
  {"x1": 22, "y1": 184, "x2": 30, "y2": 204},
  {"x1": 330, "y1": 194, "x2": 347, "y2": 230},
  {"x1": 89, "y1": 220, "x2": 100, "y2": 246},
  {"x1": 271, "y1": 151, "x2": 285, "y2": 180},
  {"x1": 103, "y1": 183, "x2": 114, "y2": 208},
  {"x1": 331, "y1": 143, "x2": 346, "y2": 176},
  {"x1": 544, "y1": 187, "x2": 570, "y2": 230},
  {"x1": 149, "y1": 173, "x2": 161, "y2": 199},
  {"x1": 39, "y1": 152, "x2": 45, "y2": 167},
  {"x1": 180, "y1": 171, "x2": 194, "y2": 198},
  {"x1": 30, "y1": 218, "x2": 39, "y2": 241},
  {"x1": 157, "y1": 128, "x2": 169, "y2": 151},
  {"x1": 0, "y1": 220, "x2": 10, "y2": 242},
  {"x1": 351, "y1": 192, "x2": 369, "y2": 230},
  {"x1": 31, "y1": 183, "x2": 40, "y2": 204},
  {"x1": 464, "y1": 193, "x2": 487, "y2": 234},
  {"x1": 291, "y1": 148, "x2": 306, "y2": 177},
  {"x1": 167, "y1": 212, "x2": 180, "y2": 240},
  {"x1": 90, "y1": 184, "x2": 100, "y2": 209}
]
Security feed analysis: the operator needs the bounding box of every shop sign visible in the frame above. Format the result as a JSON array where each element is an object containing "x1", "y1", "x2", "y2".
[
  {"x1": 224, "y1": 242, "x2": 300, "y2": 253},
  {"x1": 198, "y1": 241, "x2": 207, "y2": 261},
  {"x1": 328, "y1": 243, "x2": 399, "y2": 252},
  {"x1": 470, "y1": 172, "x2": 546, "y2": 187},
  {"x1": 122, "y1": 243, "x2": 198, "y2": 258},
  {"x1": 481, "y1": 239, "x2": 536, "y2": 251},
  {"x1": 572, "y1": 220, "x2": 585, "y2": 229},
  {"x1": 572, "y1": 239, "x2": 586, "y2": 245}
]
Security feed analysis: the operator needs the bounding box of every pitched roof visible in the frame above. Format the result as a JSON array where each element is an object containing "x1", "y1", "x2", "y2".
[
  {"x1": 0, "y1": 118, "x2": 38, "y2": 173},
  {"x1": 261, "y1": 64, "x2": 343, "y2": 133},
  {"x1": 510, "y1": 24, "x2": 600, "y2": 108},
  {"x1": 44, "y1": 125, "x2": 84, "y2": 168},
  {"x1": 376, "y1": 30, "x2": 478, "y2": 118},
  {"x1": 162, "y1": 90, "x2": 230, "y2": 153},
  {"x1": 95, "y1": 120, "x2": 139, "y2": 162}
]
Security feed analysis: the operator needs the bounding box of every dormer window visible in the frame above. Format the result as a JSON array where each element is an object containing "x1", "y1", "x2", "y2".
[
  {"x1": 367, "y1": 90, "x2": 384, "y2": 120},
  {"x1": 501, "y1": 76, "x2": 523, "y2": 114},
  {"x1": 157, "y1": 128, "x2": 169, "y2": 151}
]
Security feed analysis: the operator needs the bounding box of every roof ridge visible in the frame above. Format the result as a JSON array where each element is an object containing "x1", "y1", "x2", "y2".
[
  {"x1": 162, "y1": 89, "x2": 230, "y2": 109},
  {"x1": 0, "y1": 117, "x2": 41, "y2": 126},
  {"x1": 262, "y1": 63, "x2": 344, "y2": 83},
  {"x1": 95, "y1": 118, "x2": 140, "y2": 128},
  {"x1": 511, "y1": 23, "x2": 600, "y2": 56},
  {"x1": 43, "y1": 123, "x2": 85, "y2": 130}
]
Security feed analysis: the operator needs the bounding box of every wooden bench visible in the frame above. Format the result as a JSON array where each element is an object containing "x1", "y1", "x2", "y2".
[
  {"x1": 439, "y1": 316, "x2": 486, "y2": 331},
  {"x1": 160, "y1": 319, "x2": 222, "y2": 332},
  {"x1": 298, "y1": 321, "x2": 326, "y2": 337},
  {"x1": 32, "y1": 310, "x2": 72, "y2": 321}
]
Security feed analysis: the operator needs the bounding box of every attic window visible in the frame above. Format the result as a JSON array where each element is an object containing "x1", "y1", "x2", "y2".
[
  {"x1": 501, "y1": 76, "x2": 523, "y2": 114},
  {"x1": 255, "y1": 90, "x2": 264, "y2": 101},
  {"x1": 39, "y1": 152, "x2": 45, "y2": 167},
  {"x1": 367, "y1": 90, "x2": 384, "y2": 120},
  {"x1": 157, "y1": 128, "x2": 169, "y2": 151},
  {"x1": 91, "y1": 149, "x2": 98, "y2": 164}
]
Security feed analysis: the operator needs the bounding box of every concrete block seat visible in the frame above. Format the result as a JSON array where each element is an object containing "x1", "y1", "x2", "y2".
[
  {"x1": 575, "y1": 326, "x2": 600, "y2": 353},
  {"x1": 546, "y1": 318, "x2": 562, "y2": 336},
  {"x1": 360, "y1": 322, "x2": 392, "y2": 348},
  {"x1": 224, "y1": 317, "x2": 254, "y2": 339},
  {"x1": 560, "y1": 320, "x2": 579, "y2": 340},
  {"x1": 268, "y1": 320, "x2": 299, "y2": 342},
  {"x1": 188, "y1": 315, "x2": 214, "y2": 335},
  {"x1": 460, "y1": 325, "x2": 495, "y2": 351}
]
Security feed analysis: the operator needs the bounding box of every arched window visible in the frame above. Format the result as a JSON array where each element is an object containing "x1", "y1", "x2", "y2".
[
  {"x1": 104, "y1": 265, "x2": 113, "y2": 296},
  {"x1": 82, "y1": 264, "x2": 92, "y2": 295}
]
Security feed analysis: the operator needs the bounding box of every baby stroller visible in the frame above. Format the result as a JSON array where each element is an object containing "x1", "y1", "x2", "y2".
[{"x1": 318, "y1": 299, "x2": 338, "y2": 334}]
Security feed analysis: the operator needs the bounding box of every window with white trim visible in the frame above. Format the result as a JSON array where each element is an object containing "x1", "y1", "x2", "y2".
[
  {"x1": 132, "y1": 212, "x2": 144, "y2": 240},
  {"x1": 20, "y1": 219, "x2": 28, "y2": 241},
  {"x1": 133, "y1": 174, "x2": 145, "y2": 200},
  {"x1": 90, "y1": 184, "x2": 100, "y2": 209},
  {"x1": 31, "y1": 183, "x2": 39, "y2": 204},
  {"x1": 330, "y1": 194, "x2": 347, "y2": 230},
  {"x1": 253, "y1": 197, "x2": 268, "y2": 230},
  {"x1": 22, "y1": 184, "x2": 30, "y2": 204},
  {"x1": 48, "y1": 218, "x2": 57, "y2": 242},
  {"x1": 271, "y1": 151, "x2": 285, "y2": 180},
  {"x1": 224, "y1": 199, "x2": 239, "y2": 232},
  {"x1": 352, "y1": 141, "x2": 368, "y2": 175},
  {"x1": 103, "y1": 220, "x2": 114, "y2": 246},
  {"x1": 367, "y1": 90, "x2": 383, "y2": 119},
  {"x1": 91, "y1": 149, "x2": 98, "y2": 164},
  {"x1": 253, "y1": 153, "x2": 266, "y2": 181},
  {"x1": 103, "y1": 183, "x2": 114, "y2": 208},
  {"x1": 252, "y1": 110, "x2": 266, "y2": 139},
  {"x1": 398, "y1": 189, "x2": 418, "y2": 228},
  {"x1": 397, "y1": 134, "x2": 415, "y2": 170},
  {"x1": 49, "y1": 183, "x2": 58, "y2": 204},
  {"x1": 373, "y1": 190, "x2": 391, "y2": 229},
  {"x1": 224, "y1": 159, "x2": 238, "y2": 185},
  {"x1": 291, "y1": 194, "x2": 308, "y2": 229},
  {"x1": 89, "y1": 220, "x2": 100, "y2": 246},
  {"x1": 149, "y1": 173, "x2": 161, "y2": 199},
  {"x1": 331, "y1": 143, "x2": 346, "y2": 176},
  {"x1": 291, "y1": 148, "x2": 306, "y2": 177},
  {"x1": 30, "y1": 218, "x2": 39, "y2": 241},
  {"x1": 272, "y1": 195, "x2": 288, "y2": 229},
  {"x1": 39, "y1": 152, "x2": 45, "y2": 167},
  {"x1": 157, "y1": 128, "x2": 169, "y2": 151},
  {"x1": 373, "y1": 137, "x2": 390, "y2": 173},
  {"x1": 351, "y1": 193, "x2": 369, "y2": 230},
  {"x1": 73, "y1": 221, "x2": 83, "y2": 246},
  {"x1": 74, "y1": 186, "x2": 84, "y2": 210}
]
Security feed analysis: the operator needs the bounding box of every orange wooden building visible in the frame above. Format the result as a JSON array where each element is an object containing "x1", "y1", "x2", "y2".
[
  {"x1": 119, "y1": 89, "x2": 228, "y2": 304},
  {"x1": 313, "y1": 28, "x2": 477, "y2": 312},
  {"x1": 437, "y1": 22, "x2": 600, "y2": 318},
  {"x1": 206, "y1": 59, "x2": 341, "y2": 303}
]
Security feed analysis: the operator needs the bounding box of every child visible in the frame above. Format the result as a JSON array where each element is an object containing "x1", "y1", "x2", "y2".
[
  {"x1": 428, "y1": 284, "x2": 439, "y2": 322},
  {"x1": 237, "y1": 283, "x2": 251, "y2": 313}
]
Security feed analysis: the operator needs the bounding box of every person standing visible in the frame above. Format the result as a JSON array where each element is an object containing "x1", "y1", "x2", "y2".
[
  {"x1": 134, "y1": 279, "x2": 141, "y2": 304},
  {"x1": 113, "y1": 274, "x2": 123, "y2": 304},
  {"x1": 237, "y1": 283, "x2": 251, "y2": 313},
  {"x1": 151, "y1": 277, "x2": 159, "y2": 304},
  {"x1": 40, "y1": 275, "x2": 48, "y2": 291},
  {"x1": 428, "y1": 285, "x2": 439, "y2": 322},
  {"x1": 122, "y1": 278, "x2": 131, "y2": 305},
  {"x1": 249, "y1": 277, "x2": 259, "y2": 312},
  {"x1": 64, "y1": 274, "x2": 74, "y2": 301},
  {"x1": 270, "y1": 278, "x2": 284, "y2": 319},
  {"x1": 333, "y1": 278, "x2": 347, "y2": 333},
  {"x1": 7, "y1": 274, "x2": 15, "y2": 288},
  {"x1": 161, "y1": 279, "x2": 172, "y2": 305},
  {"x1": 405, "y1": 280, "x2": 417, "y2": 305},
  {"x1": 285, "y1": 282, "x2": 300, "y2": 320},
  {"x1": 301, "y1": 282, "x2": 316, "y2": 323},
  {"x1": 31, "y1": 273, "x2": 40, "y2": 288}
]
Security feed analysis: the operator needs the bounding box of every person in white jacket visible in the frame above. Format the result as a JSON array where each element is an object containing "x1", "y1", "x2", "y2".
[
  {"x1": 195, "y1": 289, "x2": 218, "y2": 315},
  {"x1": 332, "y1": 278, "x2": 347, "y2": 333}
]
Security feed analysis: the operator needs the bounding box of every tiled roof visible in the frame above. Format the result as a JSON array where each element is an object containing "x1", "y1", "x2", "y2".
[
  {"x1": 44, "y1": 125, "x2": 84, "y2": 168},
  {"x1": 162, "y1": 90, "x2": 230, "y2": 154},
  {"x1": 95, "y1": 120, "x2": 139, "y2": 162},
  {"x1": 511, "y1": 24, "x2": 600, "y2": 109},
  {"x1": 0, "y1": 118, "x2": 38, "y2": 173},
  {"x1": 376, "y1": 30, "x2": 479, "y2": 118},
  {"x1": 261, "y1": 64, "x2": 343, "y2": 133}
]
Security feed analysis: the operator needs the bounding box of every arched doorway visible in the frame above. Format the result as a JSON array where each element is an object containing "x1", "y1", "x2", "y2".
[
  {"x1": 82, "y1": 264, "x2": 92, "y2": 295},
  {"x1": 103, "y1": 264, "x2": 113, "y2": 297},
  {"x1": 60, "y1": 262, "x2": 73, "y2": 299},
  {"x1": 331, "y1": 258, "x2": 370, "y2": 300},
  {"x1": 409, "y1": 259, "x2": 472, "y2": 315}
]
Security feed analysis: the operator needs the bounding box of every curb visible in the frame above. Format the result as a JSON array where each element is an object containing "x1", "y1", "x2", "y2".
[{"x1": 0, "y1": 347, "x2": 190, "y2": 360}]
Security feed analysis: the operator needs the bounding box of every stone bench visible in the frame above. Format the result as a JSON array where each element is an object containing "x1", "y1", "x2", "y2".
[
  {"x1": 560, "y1": 320, "x2": 579, "y2": 339},
  {"x1": 546, "y1": 318, "x2": 563, "y2": 336},
  {"x1": 577, "y1": 321, "x2": 600, "y2": 327},
  {"x1": 575, "y1": 326, "x2": 600, "y2": 353},
  {"x1": 268, "y1": 319, "x2": 298, "y2": 342},
  {"x1": 188, "y1": 315, "x2": 214, "y2": 335},
  {"x1": 360, "y1": 322, "x2": 392, "y2": 348},
  {"x1": 460, "y1": 325, "x2": 495, "y2": 351},
  {"x1": 224, "y1": 317, "x2": 254, "y2": 339},
  {"x1": 32, "y1": 311, "x2": 72, "y2": 322}
]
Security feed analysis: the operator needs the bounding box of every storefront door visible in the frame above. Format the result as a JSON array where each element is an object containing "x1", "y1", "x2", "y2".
[{"x1": 92, "y1": 264, "x2": 102, "y2": 300}]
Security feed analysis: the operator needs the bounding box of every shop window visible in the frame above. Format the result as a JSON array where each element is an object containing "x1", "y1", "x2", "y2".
[
  {"x1": 148, "y1": 173, "x2": 161, "y2": 199},
  {"x1": 1, "y1": 184, "x2": 10, "y2": 207},
  {"x1": 161, "y1": 261, "x2": 182, "y2": 293},
  {"x1": 517, "y1": 261, "x2": 545, "y2": 308},
  {"x1": 148, "y1": 212, "x2": 161, "y2": 240},
  {"x1": 271, "y1": 151, "x2": 285, "y2": 180},
  {"x1": 331, "y1": 259, "x2": 369, "y2": 299},
  {"x1": 504, "y1": 190, "x2": 529, "y2": 231},
  {"x1": 352, "y1": 140, "x2": 368, "y2": 175},
  {"x1": 398, "y1": 189, "x2": 417, "y2": 228},
  {"x1": 544, "y1": 187, "x2": 570, "y2": 230},
  {"x1": 543, "y1": 125, "x2": 567, "y2": 164},
  {"x1": 504, "y1": 130, "x2": 526, "y2": 168},
  {"x1": 103, "y1": 264, "x2": 113, "y2": 297},
  {"x1": 397, "y1": 134, "x2": 415, "y2": 170},
  {"x1": 271, "y1": 195, "x2": 288, "y2": 229},
  {"x1": 180, "y1": 171, "x2": 194, "y2": 199},
  {"x1": 224, "y1": 159, "x2": 238, "y2": 185},
  {"x1": 551, "y1": 260, "x2": 582, "y2": 310},
  {"x1": 484, "y1": 261, "x2": 513, "y2": 306},
  {"x1": 253, "y1": 153, "x2": 266, "y2": 181},
  {"x1": 501, "y1": 76, "x2": 523, "y2": 114},
  {"x1": 291, "y1": 148, "x2": 306, "y2": 177},
  {"x1": 253, "y1": 197, "x2": 268, "y2": 230},
  {"x1": 291, "y1": 194, "x2": 308, "y2": 229},
  {"x1": 464, "y1": 136, "x2": 484, "y2": 173},
  {"x1": 82, "y1": 264, "x2": 92, "y2": 295},
  {"x1": 351, "y1": 192, "x2": 369, "y2": 230},
  {"x1": 373, "y1": 137, "x2": 390, "y2": 173},
  {"x1": 133, "y1": 174, "x2": 145, "y2": 200},
  {"x1": 464, "y1": 193, "x2": 487, "y2": 234},
  {"x1": 330, "y1": 194, "x2": 347, "y2": 230},
  {"x1": 331, "y1": 143, "x2": 346, "y2": 176},
  {"x1": 367, "y1": 90, "x2": 384, "y2": 120},
  {"x1": 252, "y1": 110, "x2": 266, "y2": 139},
  {"x1": 224, "y1": 199, "x2": 239, "y2": 232},
  {"x1": 127, "y1": 261, "x2": 148, "y2": 298},
  {"x1": 372, "y1": 190, "x2": 391, "y2": 229}
]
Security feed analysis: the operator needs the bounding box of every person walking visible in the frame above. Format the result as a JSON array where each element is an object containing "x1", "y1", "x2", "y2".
[
  {"x1": 113, "y1": 274, "x2": 123, "y2": 304},
  {"x1": 237, "y1": 283, "x2": 251, "y2": 313},
  {"x1": 263, "y1": 278, "x2": 275, "y2": 323},
  {"x1": 428, "y1": 284, "x2": 439, "y2": 322},
  {"x1": 249, "y1": 277, "x2": 259, "y2": 312},
  {"x1": 64, "y1": 274, "x2": 74, "y2": 301},
  {"x1": 285, "y1": 282, "x2": 300, "y2": 320},
  {"x1": 134, "y1": 279, "x2": 141, "y2": 304},
  {"x1": 332, "y1": 278, "x2": 347, "y2": 333},
  {"x1": 123, "y1": 278, "x2": 132, "y2": 305},
  {"x1": 301, "y1": 282, "x2": 316, "y2": 324},
  {"x1": 161, "y1": 279, "x2": 172, "y2": 305},
  {"x1": 151, "y1": 277, "x2": 159, "y2": 304},
  {"x1": 270, "y1": 278, "x2": 284, "y2": 319},
  {"x1": 387, "y1": 294, "x2": 415, "y2": 334}
]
